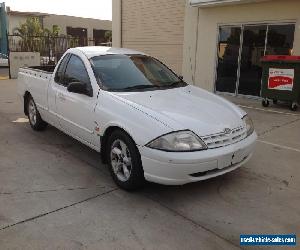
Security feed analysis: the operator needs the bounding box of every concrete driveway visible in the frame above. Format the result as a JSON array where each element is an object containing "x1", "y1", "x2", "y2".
[
  {"x1": 0, "y1": 79, "x2": 299, "y2": 250},
  {"x1": 0, "y1": 67, "x2": 9, "y2": 80}
]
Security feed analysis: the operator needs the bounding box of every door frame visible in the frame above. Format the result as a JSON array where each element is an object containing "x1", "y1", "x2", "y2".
[
  {"x1": 214, "y1": 20, "x2": 296, "y2": 98},
  {"x1": 213, "y1": 24, "x2": 243, "y2": 96}
]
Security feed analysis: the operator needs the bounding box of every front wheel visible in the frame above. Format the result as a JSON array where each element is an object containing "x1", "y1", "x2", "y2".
[
  {"x1": 107, "y1": 130, "x2": 145, "y2": 190},
  {"x1": 27, "y1": 96, "x2": 48, "y2": 131}
]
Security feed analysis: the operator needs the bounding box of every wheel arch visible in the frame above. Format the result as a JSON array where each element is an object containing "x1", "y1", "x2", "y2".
[{"x1": 100, "y1": 125, "x2": 139, "y2": 164}]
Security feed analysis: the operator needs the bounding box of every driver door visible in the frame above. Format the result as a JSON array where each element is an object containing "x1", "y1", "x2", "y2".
[{"x1": 55, "y1": 54, "x2": 97, "y2": 145}]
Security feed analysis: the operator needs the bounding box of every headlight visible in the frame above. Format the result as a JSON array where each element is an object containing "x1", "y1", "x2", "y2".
[
  {"x1": 146, "y1": 130, "x2": 207, "y2": 152},
  {"x1": 243, "y1": 115, "x2": 254, "y2": 136}
]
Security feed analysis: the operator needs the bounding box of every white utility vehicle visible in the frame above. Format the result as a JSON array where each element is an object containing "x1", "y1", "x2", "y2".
[{"x1": 18, "y1": 47, "x2": 257, "y2": 190}]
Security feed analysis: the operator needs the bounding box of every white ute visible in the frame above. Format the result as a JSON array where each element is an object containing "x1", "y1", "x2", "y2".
[{"x1": 18, "y1": 47, "x2": 257, "y2": 190}]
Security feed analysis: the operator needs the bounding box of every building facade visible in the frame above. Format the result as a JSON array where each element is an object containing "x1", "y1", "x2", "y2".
[
  {"x1": 113, "y1": 0, "x2": 185, "y2": 75},
  {"x1": 113, "y1": 0, "x2": 300, "y2": 97},
  {"x1": 43, "y1": 14, "x2": 112, "y2": 46},
  {"x1": 7, "y1": 10, "x2": 112, "y2": 46}
]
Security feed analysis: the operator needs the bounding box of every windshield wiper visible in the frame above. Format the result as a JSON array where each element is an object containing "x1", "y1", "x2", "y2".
[
  {"x1": 158, "y1": 80, "x2": 186, "y2": 89},
  {"x1": 109, "y1": 84, "x2": 160, "y2": 92},
  {"x1": 108, "y1": 81, "x2": 186, "y2": 92},
  {"x1": 168, "y1": 80, "x2": 186, "y2": 87}
]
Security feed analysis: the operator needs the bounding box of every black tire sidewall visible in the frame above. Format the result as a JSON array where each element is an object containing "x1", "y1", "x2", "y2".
[
  {"x1": 290, "y1": 103, "x2": 298, "y2": 111},
  {"x1": 262, "y1": 99, "x2": 269, "y2": 107},
  {"x1": 107, "y1": 130, "x2": 145, "y2": 190},
  {"x1": 27, "y1": 97, "x2": 47, "y2": 131}
]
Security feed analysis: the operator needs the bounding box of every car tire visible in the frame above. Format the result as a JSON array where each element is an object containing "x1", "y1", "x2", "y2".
[
  {"x1": 262, "y1": 99, "x2": 269, "y2": 107},
  {"x1": 290, "y1": 102, "x2": 298, "y2": 112},
  {"x1": 107, "y1": 130, "x2": 145, "y2": 190},
  {"x1": 27, "y1": 96, "x2": 48, "y2": 131}
]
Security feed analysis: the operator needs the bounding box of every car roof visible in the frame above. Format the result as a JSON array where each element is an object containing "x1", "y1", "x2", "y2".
[{"x1": 72, "y1": 46, "x2": 147, "y2": 59}]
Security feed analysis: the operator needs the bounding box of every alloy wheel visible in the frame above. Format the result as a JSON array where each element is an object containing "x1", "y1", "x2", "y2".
[
  {"x1": 28, "y1": 99, "x2": 37, "y2": 125},
  {"x1": 110, "y1": 139, "x2": 132, "y2": 182}
]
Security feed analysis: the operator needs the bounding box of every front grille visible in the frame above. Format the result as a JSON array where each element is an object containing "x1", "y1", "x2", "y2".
[{"x1": 201, "y1": 126, "x2": 247, "y2": 149}]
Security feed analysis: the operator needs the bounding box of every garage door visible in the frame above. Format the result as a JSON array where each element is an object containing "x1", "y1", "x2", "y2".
[{"x1": 122, "y1": 0, "x2": 186, "y2": 74}]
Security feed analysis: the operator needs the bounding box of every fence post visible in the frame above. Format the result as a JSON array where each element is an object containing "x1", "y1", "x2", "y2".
[
  {"x1": 6, "y1": 32, "x2": 11, "y2": 79},
  {"x1": 48, "y1": 34, "x2": 51, "y2": 64}
]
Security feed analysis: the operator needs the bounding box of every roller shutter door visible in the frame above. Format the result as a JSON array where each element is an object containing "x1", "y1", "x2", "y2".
[{"x1": 122, "y1": 0, "x2": 185, "y2": 74}]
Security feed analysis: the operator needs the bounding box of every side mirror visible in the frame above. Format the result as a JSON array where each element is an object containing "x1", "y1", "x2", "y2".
[
  {"x1": 179, "y1": 75, "x2": 184, "y2": 80},
  {"x1": 67, "y1": 82, "x2": 92, "y2": 97}
]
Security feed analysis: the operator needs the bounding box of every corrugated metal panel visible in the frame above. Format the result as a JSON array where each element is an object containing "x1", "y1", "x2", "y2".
[{"x1": 121, "y1": 0, "x2": 185, "y2": 74}]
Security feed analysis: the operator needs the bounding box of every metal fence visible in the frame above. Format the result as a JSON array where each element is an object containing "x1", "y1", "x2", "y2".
[
  {"x1": 8, "y1": 35, "x2": 79, "y2": 65},
  {"x1": 7, "y1": 34, "x2": 112, "y2": 67}
]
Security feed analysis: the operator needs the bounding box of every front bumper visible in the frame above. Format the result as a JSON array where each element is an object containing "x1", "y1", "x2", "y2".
[{"x1": 138, "y1": 132, "x2": 257, "y2": 185}]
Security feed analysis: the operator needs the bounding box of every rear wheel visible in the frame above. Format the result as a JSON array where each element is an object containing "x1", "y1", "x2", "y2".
[
  {"x1": 27, "y1": 96, "x2": 48, "y2": 131},
  {"x1": 273, "y1": 99, "x2": 278, "y2": 105},
  {"x1": 107, "y1": 130, "x2": 145, "y2": 190}
]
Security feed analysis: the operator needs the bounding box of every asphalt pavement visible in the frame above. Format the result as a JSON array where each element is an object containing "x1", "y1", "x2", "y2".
[{"x1": 0, "y1": 79, "x2": 299, "y2": 249}]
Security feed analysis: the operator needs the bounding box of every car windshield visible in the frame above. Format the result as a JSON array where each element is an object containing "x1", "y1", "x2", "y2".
[{"x1": 90, "y1": 54, "x2": 186, "y2": 91}]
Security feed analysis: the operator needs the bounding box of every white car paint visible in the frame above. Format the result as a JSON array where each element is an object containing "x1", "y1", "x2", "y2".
[{"x1": 17, "y1": 46, "x2": 257, "y2": 185}]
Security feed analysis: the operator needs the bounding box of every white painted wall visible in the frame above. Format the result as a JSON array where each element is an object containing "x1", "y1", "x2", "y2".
[
  {"x1": 112, "y1": 0, "x2": 122, "y2": 47},
  {"x1": 8, "y1": 14, "x2": 112, "y2": 39},
  {"x1": 119, "y1": 0, "x2": 186, "y2": 74},
  {"x1": 7, "y1": 15, "x2": 28, "y2": 34},
  {"x1": 9, "y1": 52, "x2": 40, "y2": 78}
]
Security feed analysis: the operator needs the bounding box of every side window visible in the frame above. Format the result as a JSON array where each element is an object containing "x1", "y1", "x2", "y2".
[
  {"x1": 64, "y1": 55, "x2": 91, "y2": 86},
  {"x1": 54, "y1": 54, "x2": 70, "y2": 85}
]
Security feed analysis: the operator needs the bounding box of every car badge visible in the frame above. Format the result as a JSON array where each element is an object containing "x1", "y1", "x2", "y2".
[{"x1": 224, "y1": 128, "x2": 232, "y2": 134}]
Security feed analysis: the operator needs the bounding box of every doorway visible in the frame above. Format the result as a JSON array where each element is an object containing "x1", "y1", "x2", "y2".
[
  {"x1": 215, "y1": 23, "x2": 295, "y2": 97},
  {"x1": 66, "y1": 27, "x2": 88, "y2": 46}
]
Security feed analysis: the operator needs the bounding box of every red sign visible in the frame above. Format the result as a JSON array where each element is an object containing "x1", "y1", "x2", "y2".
[{"x1": 268, "y1": 68, "x2": 294, "y2": 91}]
